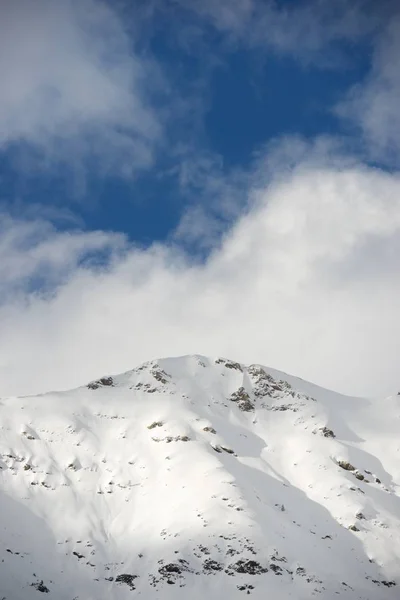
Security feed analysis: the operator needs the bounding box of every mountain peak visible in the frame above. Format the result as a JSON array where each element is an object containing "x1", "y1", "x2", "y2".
[{"x1": 1, "y1": 355, "x2": 399, "y2": 598}]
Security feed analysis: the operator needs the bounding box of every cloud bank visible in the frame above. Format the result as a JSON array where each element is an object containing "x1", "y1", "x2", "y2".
[{"x1": 1, "y1": 157, "x2": 400, "y2": 398}]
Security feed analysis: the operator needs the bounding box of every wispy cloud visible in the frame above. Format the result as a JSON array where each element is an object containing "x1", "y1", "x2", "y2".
[
  {"x1": 172, "y1": 150, "x2": 251, "y2": 251},
  {"x1": 0, "y1": 0, "x2": 161, "y2": 176},
  {"x1": 338, "y1": 16, "x2": 400, "y2": 165},
  {"x1": 173, "y1": 0, "x2": 382, "y2": 65}
]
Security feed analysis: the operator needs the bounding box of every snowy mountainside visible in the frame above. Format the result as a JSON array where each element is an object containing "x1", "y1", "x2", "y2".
[{"x1": 0, "y1": 354, "x2": 399, "y2": 599}]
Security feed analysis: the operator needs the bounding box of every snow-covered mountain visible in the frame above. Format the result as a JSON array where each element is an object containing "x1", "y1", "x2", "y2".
[{"x1": 1, "y1": 355, "x2": 399, "y2": 599}]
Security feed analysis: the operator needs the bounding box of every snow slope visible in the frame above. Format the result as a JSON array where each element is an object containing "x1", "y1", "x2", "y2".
[{"x1": 0, "y1": 355, "x2": 399, "y2": 599}]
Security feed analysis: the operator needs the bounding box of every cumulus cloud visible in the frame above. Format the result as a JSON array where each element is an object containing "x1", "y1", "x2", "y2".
[
  {"x1": 0, "y1": 0, "x2": 160, "y2": 175},
  {"x1": 1, "y1": 157, "x2": 400, "y2": 399}
]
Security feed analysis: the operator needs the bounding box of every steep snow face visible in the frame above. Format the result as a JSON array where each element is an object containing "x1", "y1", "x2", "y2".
[{"x1": 0, "y1": 355, "x2": 399, "y2": 599}]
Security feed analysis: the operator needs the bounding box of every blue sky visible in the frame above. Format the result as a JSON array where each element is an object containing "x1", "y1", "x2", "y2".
[
  {"x1": 0, "y1": 0, "x2": 373, "y2": 248},
  {"x1": 1, "y1": 0, "x2": 400, "y2": 397}
]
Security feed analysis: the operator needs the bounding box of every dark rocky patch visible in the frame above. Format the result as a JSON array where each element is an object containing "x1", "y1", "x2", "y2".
[
  {"x1": 211, "y1": 444, "x2": 223, "y2": 453},
  {"x1": 151, "y1": 367, "x2": 171, "y2": 384},
  {"x1": 132, "y1": 383, "x2": 158, "y2": 393},
  {"x1": 203, "y1": 559, "x2": 223, "y2": 573},
  {"x1": 31, "y1": 581, "x2": 49, "y2": 593},
  {"x1": 269, "y1": 563, "x2": 284, "y2": 575},
  {"x1": 269, "y1": 404, "x2": 298, "y2": 412},
  {"x1": 157, "y1": 559, "x2": 193, "y2": 585},
  {"x1": 320, "y1": 427, "x2": 335, "y2": 438},
  {"x1": 215, "y1": 358, "x2": 243, "y2": 371},
  {"x1": 270, "y1": 552, "x2": 287, "y2": 562},
  {"x1": 227, "y1": 560, "x2": 268, "y2": 575},
  {"x1": 237, "y1": 583, "x2": 254, "y2": 593},
  {"x1": 338, "y1": 460, "x2": 355, "y2": 471},
  {"x1": 220, "y1": 446, "x2": 235, "y2": 454},
  {"x1": 115, "y1": 574, "x2": 138, "y2": 590},
  {"x1": 230, "y1": 388, "x2": 254, "y2": 412},
  {"x1": 372, "y1": 579, "x2": 397, "y2": 587},
  {"x1": 147, "y1": 421, "x2": 163, "y2": 430},
  {"x1": 153, "y1": 435, "x2": 190, "y2": 443},
  {"x1": 203, "y1": 426, "x2": 217, "y2": 434},
  {"x1": 87, "y1": 376, "x2": 114, "y2": 390}
]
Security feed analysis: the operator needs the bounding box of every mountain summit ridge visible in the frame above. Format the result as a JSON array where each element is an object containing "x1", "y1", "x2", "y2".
[{"x1": 0, "y1": 354, "x2": 399, "y2": 599}]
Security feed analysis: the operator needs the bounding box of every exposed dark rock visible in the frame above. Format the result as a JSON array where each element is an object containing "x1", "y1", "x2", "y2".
[
  {"x1": 320, "y1": 427, "x2": 336, "y2": 438},
  {"x1": 31, "y1": 581, "x2": 49, "y2": 593},
  {"x1": 270, "y1": 563, "x2": 283, "y2": 575},
  {"x1": 211, "y1": 444, "x2": 223, "y2": 453},
  {"x1": 158, "y1": 560, "x2": 192, "y2": 582},
  {"x1": 203, "y1": 426, "x2": 217, "y2": 434},
  {"x1": 153, "y1": 435, "x2": 190, "y2": 443},
  {"x1": 338, "y1": 460, "x2": 355, "y2": 471},
  {"x1": 372, "y1": 579, "x2": 397, "y2": 587},
  {"x1": 248, "y1": 366, "x2": 275, "y2": 398},
  {"x1": 228, "y1": 560, "x2": 268, "y2": 575},
  {"x1": 237, "y1": 584, "x2": 254, "y2": 592},
  {"x1": 270, "y1": 404, "x2": 298, "y2": 412},
  {"x1": 220, "y1": 446, "x2": 235, "y2": 454},
  {"x1": 203, "y1": 559, "x2": 223, "y2": 573},
  {"x1": 147, "y1": 421, "x2": 163, "y2": 430},
  {"x1": 151, "y1": 367, "x2": 171, "y2": 384},
  {"x1": 215, "y1": 358, "x2": 243, "y2": 371},
  {"x1": 230, "y1": 388, "x2": 254, "y2": 412},
  {"x1": 115, "y1": 574, "x2": 138, "y2": 589},
  {"x1": 88, "y1": 376, "x2": 114, "y2": 390},
  {"x1": 133, "y1": 382, "x2": 159, "y2": 393},
  {"x1": 270, "y1": 552, "x2": 287, "y2": 562},
  {"x1": 161, "y1": 564, "x2": 181, "y2": 574}
]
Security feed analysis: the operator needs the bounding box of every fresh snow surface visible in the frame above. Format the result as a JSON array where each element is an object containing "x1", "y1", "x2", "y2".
[{"x1": 0, "y1": 355, "x2": 399, "y2": 599}]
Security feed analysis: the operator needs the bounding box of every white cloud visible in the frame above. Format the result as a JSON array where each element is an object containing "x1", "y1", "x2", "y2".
[
  {"x1": 1, "y1": 158, "x2": 400, "y2": 399},
  {"x1": 0, "y1": 214, "x2": 125, "y2": 299},
  {"x1": 338, "y1": 17, "x2": 400, "y2": 165},
  {"x1": 0, "y1": 0, "x2": 160, "y2": 174}
]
